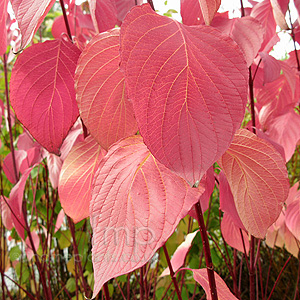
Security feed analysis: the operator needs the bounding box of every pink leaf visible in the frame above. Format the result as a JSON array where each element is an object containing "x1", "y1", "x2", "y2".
[
  {"x1": 219, "y1": 171, "x2": 246, "y2": 231},
  {"x1": 3, "y1": 150, "x2": 27, "y2": 183},
  {"x1": 47, "y1": 154, "x2": 63, "y2": 189},
  {"x1": 90, "y1": 135, "x2": 204, "y2": 297},
  {"x1": 160, "y1": 230, "x2": 198, "y2": 277},
  {"x1": 11, "y1": 0, "x2": 56, "y2": 50},
  {"x1": 191, "y1": 268, "x2": 238, "y2": 300},
  {"x1": 89, "y1": 0, "x2": 117, "y2": 33},
  {"x1": 8, "y1": 167, "x2": 35, "y2": 239},
  {"x1": 59, "y1": 135, "x2": 105, "y2": 223},
  {"x1": 250, "y1": 0, "x2": 277, "y2": 52},
  {"x1": 259, "y1": 52, "x2": 281, "y2": 83},
  {"x1": 120, "y1": 4, "x2": 248, "y2": 185},
  {"x1": 221, "y1": 213, "x2": 249, "y2": 253},
  {"x1": 115, "y1": 0, "x2": 143, "y2": 22},
  {"x1": 0, "y1": 196, "x2": 14, "y2": 230},
  {"x1": 17, "y1": 132, "x2": 37, "y2": 151},
  {"x1": 10, "y1": 38, "x2": 81, "y2": 154},
  {"x1": 25, "y1": 231, "x2": 39, "y2": 261},
  {"x1": 54, "y1": 209, "x2": 65, "y2": 233},
  {"x1": 75, "y1": 29, "x2": 137, "y2": 150},
  {"x1": 286, "y1": 196, "x2": 300, "y2": 241},
  {"x1": 218, "y1": 129, "x2": 289, "y2": 238},
  {"x1": 181, "y1": 0, "x2": 221, "y2": 26},
  {"x1": 0, "y1": 0, "x2": 9, "y2": 55},
  {"x1": 212, "y1": 16, "x2": 264, "y2": 67},
  {"x1": 270, "y1": 0, "x2": 289, "y2": 30}
]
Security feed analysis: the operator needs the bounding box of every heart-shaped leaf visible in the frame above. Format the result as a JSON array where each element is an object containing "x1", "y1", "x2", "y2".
[
  {"x1": 11, "y1": 0, "x2": 56, "y2": 51},
  {"x1": 90, "y1": 135, "x2": 203, "y2": 297},
  {"x1": 10, "y1": 39, "x2": 81, "y2": 154},
  {"x1": 59, "y1": 135, "x2": 105, "y2": 223},
  {"x1": 120, "y1": 4, "x2": 248, "y2": 185},
  {"x1": 75, "y1": 29, "x2": 138, "y2": 150},
  {"x1": 219, "y1": 129, "x2": 289, "y2": 238}
]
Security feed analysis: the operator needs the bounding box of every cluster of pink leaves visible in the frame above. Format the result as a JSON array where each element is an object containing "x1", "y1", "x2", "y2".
[{"x1": 1, "y1": 0, "x2": 300, "y2": 298}]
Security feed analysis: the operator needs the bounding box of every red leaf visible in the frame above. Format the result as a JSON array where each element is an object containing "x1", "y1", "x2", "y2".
[
  {"x1": 259, "y1": 52, "x2": 281, "y2": 83},
  {"x1": 75, "y1": 29, "x2": 137, "y2": 150},
  {"x1": 160, "y1": 230, "x2": 198, "y2": 277},
  {"x1": 181, "y1": 0, "x2": 221, "y2": 26},
  {"x1": 10, "y1": 39, "x2": 81, "y2": 154},
  {"x1": 11, "y1": 0, "x2": 56, "y2": 50},
  {"x1": 0, "y1": 0, "x2": 9, "y2": 55},
  {"x1": 218, "y1": 129, "x2": 289, "y2": 238},
  {"x1": 212, "y1": 16, "x2": 263, "y2": 67},
  {"x1": 89, "y1": 0, "x2": 117, "y2": 33},
  {"x1": 90, "y1": 135, "x2": 203, "y2": 297},
  {"x1": 120, "y1": 4, "x2": 248, "y2": 185},
  {"x1": 3, "y1": 150, "x2": 27, "y2": 184},
  {"x1": 221, "y1": 213, "x2": 249, "y2": 253},
  {"x1": 59, "y1": 135, "x2": 105, "y2": 223},
  {"x1": 191, "y1": 268, "x2": 238, "y2": 300},
  {"x1": 286, "y1": 196, "x2": 300, "y2": 241},
  {"x1": 250, "y1": 0, "x2": 277, "y2": 52},
  {"x1": 115, "y1": 0, "x2": 143, "y2": 22},
  {"x1": 8, "y1": 167, "x2": 35, "y2": 239}
]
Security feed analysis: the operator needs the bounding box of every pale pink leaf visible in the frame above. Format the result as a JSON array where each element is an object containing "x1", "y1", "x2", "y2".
[
  {"x1": 8, "y1": 167, "x2": 35, "y2": 239},
  {"x1": 212, "y1": 16, "x2": 264, "y2": 67},
  {"x1": 0, "y1": 196, "x2": 14, "y2": 230},
  {"x1": 286, "y1": 196, "x2": 300, "y2": 241},
  {"x1": 59, "y1": 135, "x2": 105, "y2": 223},
  {"x1": 265, "y1": 211, "x2": 285, "y2": 248},
  {"x1": 191, "y1": 268, "x2": 238, "y2": 300},
  {"x1": 181, "y1": 0, "x2": 221, "y2": 26},
  {"x1": 17, "y1": 132, "x2": 37, "y2": 151},
  {"x1": 218, "y1": 129, "x2": 289, "y2": 238},
  {"x1": 120, "y1": 4, "x2": 248, "y2": 185},
  {"x1": 10, "y1": 39, "x2": 81, "y2": 154},
  {"x1": 75, "y1": 29, "x2": 137, "y2": 150},
  {"x1": 89, "y1": 0, "x2": 117, "y2": 33},
  {"x1": 270, "y1": 0, "x2": 289, "y2": 30},
  {"x1": 160, "y1": 230, "x2": 198, "y2": 277},
  {"x1": 11, "y1": 0, "x2": 56, "y2": 50},
  {"x1": 286, "y1": 182, "x2": 300, "y2": 206},
  {"x1": 0, "y1": 0, "x2": 9, "y2": 55},
  {"x1": 90, "y1": 135, "x2": 204, "y2": 297},
  {"x1": 25, "y1": 231, "x2": 39, "y2": 261},
  {"x1": 47, "y1": 154, "x2": 63, "y2": 189},
  {"x1": 221, "y1": 213, "x2": 249, "y2": 253},
  {"x1": 250, "y1": 0, "x2": 277, "y2": 52},
  {"x1": 219, "y1": 171, "x2": 246, "y2": 231},
  {"x1": 54, "y1": 209, "x2": 65, "y2": 233},
  {"x1": 284, "y1": 225, "x2": 299, "y2": 257}
]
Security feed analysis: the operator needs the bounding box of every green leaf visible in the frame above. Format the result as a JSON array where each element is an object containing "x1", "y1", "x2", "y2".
[
  {"x1": 58, "y1": 230, "x2": 71, "y2": 249},
  {"x1": 66, "y1": 278, "x2": 76, "y2": 293},
  {"x1": 9, "y1": 245, "x2": 21, "y2": 261}
]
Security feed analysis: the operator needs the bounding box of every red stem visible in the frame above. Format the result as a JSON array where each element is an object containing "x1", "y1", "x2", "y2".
[
  {"x1": 147, "y1": 0, "x2": 155, "y2": 11},
  {"x1": 194, "y1": 201, "x2": 218, "y2": 300},
  {"x1": 103, "y1": 282, "x2": 111, "y2": 300},
  {"x1": 59, "y1": 0, "x2": 73, "y2": 41}
]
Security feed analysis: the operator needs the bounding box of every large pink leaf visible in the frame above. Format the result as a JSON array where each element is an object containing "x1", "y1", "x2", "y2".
[
  {"x1": 120, "y1": 4, "x2": 248, "y2": 185},
  {"x1": 89, "y1": 0, "x2": 117, "y2": 33},
  {"x1": 59, "y1": 135, "x2": 105, "y2": 223},
  {"x1": 90, "y1": 135, "x2": 203, "y2": 297},
  {"x1": 160, "y1": 230, "x2": 198, "y2": 277},
  {"x1": 218, "y1": 129, "x2": 289, "y2": 238},
  {"x1": 10, "y1": 39, "x2": 81, "y2": 154},
  {"x1": 286, "y1": 196, "x2": 300, "y2": 241},
  {"x1": 191, "y1": 268, "x2": 238, "y2": 300},
  {"x1": 0, "y1": 0, "x2": 8, "y2": 55},
  {"x1": 181, "y1": 0, "x2": 221, "y2": 26},
  {"x1": 11, "y1": 0, "x2": 56, "y2": 50},
  {"x1": 8, "y1": 167, "x2": 35, "y2": 239},
  {"x1": 75, "y1": 29, "x2": 138, "y2": 150},
  {"x1": 221, "y1": 213, "x2": 249, "y2": 253},
  {"x1": 211, "y1": 16, "x2": 263, "y2": 67}
]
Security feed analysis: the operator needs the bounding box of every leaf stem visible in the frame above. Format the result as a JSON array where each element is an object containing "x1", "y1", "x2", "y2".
[
  {"x1": 103, "y1": 282, "x2": 111, "y2": 300},
  {"x1": 147, "y1": 0, "x2": 155, "y2": 11},
  {"x1": 59, "y1": 0, "x2": 73, "y2": 42},
  {"x1": 288, "y1": 8, "x2": 300, "y2": 72},
  {"x1": 194, "y1": 201, "x2": 218, "y2": 300},
  {"x1": 3, "y1": 54, "x2": 18, "y2": 182},
  {"x1": 162, "y1": 244, "x2": 183, "y2": 300}
]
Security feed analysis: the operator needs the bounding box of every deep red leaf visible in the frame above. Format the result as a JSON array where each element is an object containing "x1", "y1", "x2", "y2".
[
  {"x1": 90, "y1": 135, "x2": 203, "y2": 297},
  {"x1": 219, "y1": 129, "x2": 289, "y2": 238},
  {"x1": 59, "y1": 135, "x2": 105, "y2": 223},
  {"x1": 120, "y1": 4, "x2": 248, "y2": 185},
  {"x1": 11, "y1": 0, "x2": 56, "y2": 50},
  {"x1": 89, "y1": 0, "x2": 117, "y2": 33},
  {"x1": 212, "y1": 16, "x2": 263, "y2": 67},
  {"x1": 10, "y1": 39, "x2": 81, "y2": 154},
  {"x1": 0, "y1": 0, "x2": 8, "y2": 55},
  {"x1": 181, "y1": 0, "x2": 221, "y2": 26},
  {"x1": 191, "y1": 268, "x2": 238, "y2": 300},
  {"x1": 75, "y1": 29, "x2": 138, "y2": 150}
]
